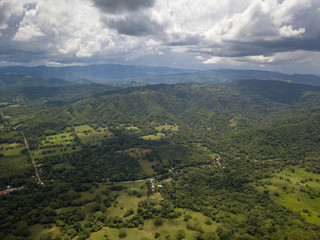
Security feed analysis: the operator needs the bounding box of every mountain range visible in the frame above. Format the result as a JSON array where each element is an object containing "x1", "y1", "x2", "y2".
[{"x1": 1, "y1": 64, "x2": 320, "y2": 86}]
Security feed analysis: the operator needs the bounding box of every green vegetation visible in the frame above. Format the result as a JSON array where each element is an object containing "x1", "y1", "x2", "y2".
[
  {"x1": 254, "y1": 167, "x2": 320, "y2": 225},
  {"x1": 0, "y1": 143, "x2": 25, "y2": 156},
  {"x1": 75, "y1": 124, "x2": 113, "y2": 145},
  {"x1": 0, "y1": 155, "x2": 32, "y2": 186},
  {"x1": 155, "y1": 124, "x2": 179, "y2": 132},
  {"x1": 39, "y1": 132, "x2": 76, "y2": 147},
  {"x1": 142, "y1": 133, "x2": 165, "y2": 140},
  {"x1": 2, "y1": 80, "x2": 320, "y2": 239}
]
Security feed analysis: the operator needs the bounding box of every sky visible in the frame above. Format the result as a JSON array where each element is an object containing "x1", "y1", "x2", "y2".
[{"x1": 1, "y1": 0, "x2": 320, "y2": 74}]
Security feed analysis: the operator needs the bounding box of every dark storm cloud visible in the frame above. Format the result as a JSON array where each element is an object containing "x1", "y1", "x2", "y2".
[
  {"x1": 92, "y1": 0, "x2": 155, "y2": 14},
  {"x1": 106, "y1": 14, "x2": 162, "y2": 36},
  {"x1": 206, "y1": 37, "x2": 320, "y2": 58}
]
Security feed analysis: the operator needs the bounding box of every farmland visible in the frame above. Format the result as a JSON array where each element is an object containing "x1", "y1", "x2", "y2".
[
  {"x1": 74, "y1": 124, "x2": 113, "y2": 145},
  {"x1": 254, "y1": 167, "x2": 320, "y2": 225}
]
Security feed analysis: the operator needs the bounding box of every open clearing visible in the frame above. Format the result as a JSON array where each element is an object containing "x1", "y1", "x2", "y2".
[
  {"x1": 141, "y1": 133, "x2": 165, "y2": 141},
  {"x1": 155, "y1": 124, "x2": 179, "y2": 132},
  {"x1": 0, "y1": 143, "x2": 25, "y2": 156},
  {"x1": 87, "y1": 182, "x2": 219, "y2": 240},
  {"x1": 254, "y1": 167, "x2": 320, "y2": 225},
  {"x1": 74, "y1": 124, "x2": 113, "y2": 145},
  {"x1": 40, "y1": 132, "x2": 76, "y2": 147},
  {"x1": 29, "y1": 181, "x2": 218, "y2": 240},
  {"x1": 119, "y1": 148, "x2": 159, "y2": 175}
]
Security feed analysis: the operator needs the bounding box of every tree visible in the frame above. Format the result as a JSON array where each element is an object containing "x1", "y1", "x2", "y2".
[
  {"x1": 119, "y1": 229, "x2": 127, "y2": 238},
  {"x1": 176, "y1": 229, "x2": 186, "y2": 240}
]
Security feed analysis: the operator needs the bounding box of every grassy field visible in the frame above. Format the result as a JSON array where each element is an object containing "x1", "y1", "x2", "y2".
[
  {"x1": 155, "y1": 124, "x2": 179, "y2": 132},
  {"x1": 254, "y1": 167, "x2": 320, "y2": 225},
  {"x1": 8, "y1": 104, "x2": 19, "y2": 108},
  {"x1": 125, "y1": 126, "x2": 140, "y2": 131},
  {"x1": 39, "y1": 132, "x2": 77, "y2": 147},
  {"x1": 88, "y1": 182, "x2": 218, "y2": 240},
  {"x1": 0, "y1": 102, "x2": 8, "y2": 107},
  {"x1": 119, "y1": 148, "x2": 159, "y2": 175},
  {"x1": 0, "y1": 129, "x2": 21, "y2": 141},
  {"x1": 74, "y1": 124, "x2": 113, "y2": 145},
  {"x1": 0, "y1": 143, "x2": 25, "y2": 156},
  {"x1": 141, "y1": 133, "x2": 165, "y2": 141},
  {"x1": 28, "y1": 224, "x2": 61, "y2": 240},
  {"x1": 32, "y1": 181, "x2": 218, "y2": 240}
]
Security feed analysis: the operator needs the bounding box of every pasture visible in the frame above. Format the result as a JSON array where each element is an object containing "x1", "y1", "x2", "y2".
[
  {"x1": 155, "y1": 124, "x2": 179, "y2": 132},
  {"x1": 254, "y1": 167, "x2": 320, "y2": 225},
  {"x1": 141, "y1": 133, "x2": 165, "y2": 141},
  {"x1": 74, "y1": 124, "x2": 113, "y2": 145},
  {"x1": 39, "y1": 132, "x2": 77, "y2": 147},
  {"x1": 119, "y1": 148, "x2": 158, "y2": 175},
  {"x1": 0, "y1": 143, "x2": 25, "y2": 156}
]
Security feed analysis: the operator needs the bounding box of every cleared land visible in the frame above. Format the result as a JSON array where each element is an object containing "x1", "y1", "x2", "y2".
[
  {"x1": 39, "y1": 132, "x2": 77, "y2": 147},
  {"x1": 254, "y1": 167, "x2": 320, "y2": 225},
  {"x1": 0, "y1": 143, "x2": 25, "y2": 156},
  {"x1": 155, "y1": 124, "x2": 179, "y2": 132},
  {"x1": 74, "y1": 125, "x2": 113, "y2": 145},
  {"x1": 119, "y1": 148, "x2": 159, "y2": 175},
  {"x1": 141, "y1": 133, "x2": 165, "y2": 141}
]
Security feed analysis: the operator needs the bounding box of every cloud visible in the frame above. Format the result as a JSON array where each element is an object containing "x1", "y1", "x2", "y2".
[
  {"x1": 92, "y1": 0, "x2": 155, "y2": 14},
  {"x1": 1, "y1": 0, "x2": 320, "y2": 70},
  {"x1": 104, "y1": 13, "x2": 162, "y2": 36}
]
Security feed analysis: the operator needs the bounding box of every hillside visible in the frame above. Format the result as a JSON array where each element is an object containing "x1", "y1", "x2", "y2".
[
  {"x1": 12, "y1": 80, "x2": 320, "y2": 136},
  {"x1": 0, "y1": 73, "x2": 72, "y2": 89},
  {"x1": 1, "y1": 79, "x2": 320, "y2": 240},
  {"x1": 0, "y1": 64, "x2": 194, "y2": 83},
  {"x1": 131, "y1": 69, "x2": 320, "y2": 86}
]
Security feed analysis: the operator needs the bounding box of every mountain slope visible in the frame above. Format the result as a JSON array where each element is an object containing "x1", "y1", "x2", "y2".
[
  {"x1": 15, "y1": 80, "x2": 320, "y2": 137},
  {"x1": 136, "y1": 69, "x2": 320, "y2": 86},
  {"x1": 0, "y1": 64, "x2": 194, "y2": 82},
  {"x1": 0, "y1": 72, "x2": 71, "y2": 89}
]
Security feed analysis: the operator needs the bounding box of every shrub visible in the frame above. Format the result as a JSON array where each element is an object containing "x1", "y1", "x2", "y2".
[{"x1": 119, "y1": 229, "x2": 127, "y2": 238}]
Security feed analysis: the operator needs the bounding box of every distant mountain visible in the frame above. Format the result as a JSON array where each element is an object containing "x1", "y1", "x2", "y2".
[
  {"x1": 1, "y1": 65, "x2": 320, "y2": 86},
  {"x1": 0, "y1": 64, "x2": 195, "y2": 83},
  {"x1": 0, "y1": 73, "x2": 72, "y2": 89},
  {"x1": 132, "y1": 69, "x2": 320, "y2": 86}
]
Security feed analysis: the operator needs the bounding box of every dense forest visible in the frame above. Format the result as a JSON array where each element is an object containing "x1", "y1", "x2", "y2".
[{"x1": 1, "y1": 77, "x2": 320, "y2": 239}]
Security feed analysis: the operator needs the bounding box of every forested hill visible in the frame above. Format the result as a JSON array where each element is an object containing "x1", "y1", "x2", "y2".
[
  {"x1": 148, "y1": 69, "x2": 320, "y2": 86},
  {"x1": 0, "y1": 73, "x2": 72, "y2": 89},
  {"x1": 0, "y1": 64, "x2": 194, "y2": 82},
  {"x1": 11, "y1": 79, "x2": 320, "y2": 137},
  {"x1": 1, "y1": 64, "x2": 320, "y2": 86}
]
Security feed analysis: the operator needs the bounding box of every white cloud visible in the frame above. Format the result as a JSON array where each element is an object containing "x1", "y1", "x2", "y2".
[
  {"x1": 279, "y1": 25, "x2": 305, "y2": 37},
  {"x1": 1, "y1": 0, "x2": 320, "y2": 68}
]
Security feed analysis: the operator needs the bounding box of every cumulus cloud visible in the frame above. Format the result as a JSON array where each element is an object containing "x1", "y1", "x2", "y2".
[{"x1": 1, "y1": 0, "x2": 320, "y2": 69}]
